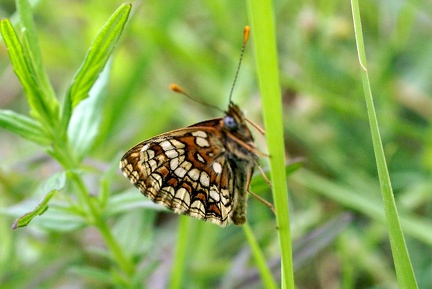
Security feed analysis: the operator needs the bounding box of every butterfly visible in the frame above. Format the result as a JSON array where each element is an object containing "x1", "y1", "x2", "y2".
[
  {"x1": 120, "y1": 98, "x2": 260, "y2": 226},
  {"x1": 120, "y1": 26, "x2": 268, "y2": 226}
]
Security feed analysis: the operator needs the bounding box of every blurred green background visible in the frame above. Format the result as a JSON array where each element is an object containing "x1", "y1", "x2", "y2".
[{"x1": 1, "y1": 0, "x2": 431, "y2": 288}]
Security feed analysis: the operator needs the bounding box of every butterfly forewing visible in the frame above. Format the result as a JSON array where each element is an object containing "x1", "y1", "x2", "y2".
[{"x1": 120, "y1": 103, "x2": 258, "y2": 226}]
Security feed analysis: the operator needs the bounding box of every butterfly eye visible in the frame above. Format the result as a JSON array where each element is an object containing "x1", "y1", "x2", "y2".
[{"x1": 224, "y1": 116, "x2": 238, "y2": 130}]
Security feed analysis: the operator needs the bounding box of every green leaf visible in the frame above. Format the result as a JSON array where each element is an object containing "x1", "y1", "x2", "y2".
[
  {"x1": 11, "y1": 172, "x2": 66, "y2": 229},
  {"x1": 67, "y1": 62, "x2": 110, "y2": 160},
  {"x1": 69, "y1": 265, "x2": 112, "y2": 284},
  {"x1": 243, "y1": 222, "x2": 278, "y2": 289},
  {"x1": 250, "y1": 159, "x2": 304, "y2": 193},
  {"x1": 12, "y1": 189, "x2": 56, "y2": 229},
  {"x1": 0, "y1": 18, "x2": 57, "y2": 129},
  {"x1": 17, "y1": 0, "x2": 59, "y2": 117},
  {"x1": 99, "y1": 152, "x2": 125, "y2": 209},
  {"x1": 351, "y1": 0, "x2": 419, "y2": 288},
  {"x1": 105, "y1": 190, "x2": 164, "y2": 217},
  {"x1": 0, "y1": 109, "x2": 50, "y2": 145},
  {"x1": 293, "y1": 169, "x2": 432, "y2": 245},
  {"x1": 27, "y1": 206, "x2": 87, "y2": 231},
  {"x1": 248, "y1": 1, "x2": 295, "y2": 288},
  {"x1": 60, "y1": 3, "x2": 132, "y2": 131}
]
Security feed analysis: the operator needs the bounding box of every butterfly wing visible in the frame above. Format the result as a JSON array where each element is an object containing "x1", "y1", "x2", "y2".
[{"x1": 120, "y1": 122, "x2": 237, "y2": 226}]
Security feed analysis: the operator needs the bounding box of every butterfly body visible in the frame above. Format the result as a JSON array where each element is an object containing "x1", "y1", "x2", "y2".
[{"x1": 120, "y1": 102, "x2": 258, "y2": 226}]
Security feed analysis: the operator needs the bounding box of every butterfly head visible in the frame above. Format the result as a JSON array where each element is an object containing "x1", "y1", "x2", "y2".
[
  {"x1": 224, "y1": 102, "x2": 254, "y2": 143},
  {"x1": 224, "y1": 114, "x2": 239, "y2": 131}
]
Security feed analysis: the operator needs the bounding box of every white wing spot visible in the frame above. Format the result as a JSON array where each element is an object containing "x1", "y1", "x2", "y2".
[
  {"x1": 160, "y1": 140, "x2": 174, "y2": 151},
  {"x1": 162, "y1": 186, "x2": 175, "y2": 197},
  {"x1": 125, "y1": 164, "x2": 133, "y2": 172},
  {"x1": 191, "y1": 200, "x2": 205, "y2": 214},
  {"x1": 141, "y1": 143, "x2": 150, "y2": 152},
  {"x1": 170, "y1": 158, "x2": 179, "y2": 170},
  {"x1": 152, "y1": 173, "x2": 162, "y2": 189},
  {"x1": 212, "y1": 162, "x2": 222, "y2": 174},
  {"x1": 188, "y1": 168, "x2": 200, "y2": 181},
  {"x1": 177, "y1": 149, "x2": 185, "y2": 155},
  {"x1": 170, "y1": 156, "x2": 185, "y2": 170},
  {"x1": 131, "y1": 171, "x2": 140, "y2": 181},
  {"x1": 142, "y1": 148, "x2": 155, "y2": 160},
  {"x1": 192, "y1": 131, "x2": 207, "y2": 138},
  {"x1": 200, "y1": 171, "x2": 210, "y2": 187},
  {"x1": 221, "y1": 189, "x2": 230, "y2": 205},
  {"x1": 145, "y1": 159, "x2": 157, "y2": 173},
  {"x1": 196, "y1": 137, "x2": 209, "y2": 147},
  {"x1": 209, "y1": 187, "x2": 220, "y2": 202},
  {"x1": 175, "y1": 188, "x2": 191, "y2": 206},
  {"x1": 175, "y1": 166, "x2": 187, "y2": 178},
  {"x1": 165, "y1": 149, "x2": 179, "y2": 159},
  {"x1": 180, "y1": 160, "x2": 192, "y2": 171},
  {"x1": 170, "y1": 139, "x2": 186, "y2": 148},
  {"x1": 196, "y1": 153, "x2": 205, "y2": 163}
]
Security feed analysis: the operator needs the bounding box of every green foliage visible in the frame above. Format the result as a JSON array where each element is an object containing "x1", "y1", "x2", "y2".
[
  {"x1": 0, "y1": 0, "x2": 431, "y2": 288},
  {"x1": 1, "y1": 2, "x2": 135, "y2": 287},
  {"x1": 12, "y1": 172, "x2": 65, "y2": 229},
  {"x1": 351, "y1": 0, "x2": 417, "y2": 287},
  {"x1": 248, "y1": 1, "x2": 294, "y2": 288}
]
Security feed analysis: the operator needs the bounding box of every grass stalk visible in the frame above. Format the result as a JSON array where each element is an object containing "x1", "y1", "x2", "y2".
[
  {"x1": 247, "y1": 1, "x2": 294, "y2": 288},
  {"x1": 350, "y1": 1, "x2": 418, "y2": 288},
  {"x1": 169, "y1": 215, "x2": 190, "y2": 289},
  {"x1": 243, "y1": 222, "x2": 278, "y2": 289}
]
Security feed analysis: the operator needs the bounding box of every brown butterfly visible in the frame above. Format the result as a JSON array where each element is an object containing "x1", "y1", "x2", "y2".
[{"x1": 120, "y1": 26, "x2": 269, "y2": 226}]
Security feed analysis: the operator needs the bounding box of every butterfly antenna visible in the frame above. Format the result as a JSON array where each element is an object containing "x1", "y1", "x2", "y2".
[
  {"x1": 228, "y1": 26, "x2": 250, "y2": 104},
  {"x1": 170, "y1": 83, "x2": 223, "y2": 113}
]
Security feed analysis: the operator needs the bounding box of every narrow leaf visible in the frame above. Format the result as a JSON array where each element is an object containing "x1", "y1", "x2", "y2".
[
  {"x1": 12, "y1": 189, "x2": 56, "y2": 229},
  {"x1": 0, "y1": 18, "x2": 57, "y2": 128},
  {"x1": 12, "y1": 172, "x2": 66, "y2": 229},
  {"x1": 0, "y1": 109, "x2": 50, "y2": 145},
  {"x1": 243, "y1": 223, "x2": 279, "y2": 289},
  {"x1": 67, "y1": 62, "x2": 111, "y2": 160},
  {"x1": 69, "y1": 265, "x2": 112, "y2": 284},
  {"x1": 17, "y1": 0, "x2": 59, "y2": 116},
  {"x1": 247, "y1": 1, "x2": 295, "y2": 288},
  {"x1": 350, "y1": 0, "x2": 419, "y2": 288},
  {"x1": 105, "y1": 190, "x2": 164, "y2": 217},
  {"x1": 250, "y1": 159, "x2": 304, "y2": 192},
  {"x1": 61, "y1": 3, "x2": 132, "y2": 131}
]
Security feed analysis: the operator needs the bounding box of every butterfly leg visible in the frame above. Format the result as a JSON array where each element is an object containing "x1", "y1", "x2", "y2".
[
  {"x1": 257, "y1": 164, "x2": 272, "y2": 188},
  {"x1": 247, "y1": 189, "x2": 275, "y2": 214}
]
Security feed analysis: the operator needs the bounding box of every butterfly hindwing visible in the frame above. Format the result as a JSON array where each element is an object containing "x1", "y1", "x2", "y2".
[
  {"x1": 120, "y1": 103, "x2": 258, "y2": 226},
  {"x1": 121, "y1": 124, "x2": 238, "y2": 226}
]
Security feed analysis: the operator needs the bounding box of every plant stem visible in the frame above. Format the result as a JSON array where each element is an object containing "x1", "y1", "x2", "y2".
[
  {"x1": 243, "y1": 222, "x2": 278, "y2": 289},
  {"x1": 247, "y1": 1, "x2": 295, "y2": 288},
  {"x1": 58, "y1": 144, "x2": 135, "y2": 277}
]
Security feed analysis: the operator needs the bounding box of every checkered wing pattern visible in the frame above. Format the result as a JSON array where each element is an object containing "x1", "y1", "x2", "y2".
[{"x1": 120, "y1": 103, "x2": 257, "y2": 226}]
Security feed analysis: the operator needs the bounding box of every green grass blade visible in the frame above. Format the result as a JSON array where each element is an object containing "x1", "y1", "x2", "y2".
[
  {"x1": 169, "y1": 216, "x2": 190, "y2": 289},
  {"x1": 243, "y1": 223, "x2": 278, "y2": 289},
  {"x1": 247, "y1": 1, "x2": 294, "y2": 288},
  {"x1": 350, "y1": 0, "x2": 419, "y2": 288},
  {"x1": 293, "y1": 169, "x2": 432, "y2": 246},
  {"x1": 60, "y1": 3, "x2": 132, "y2": 132}
]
